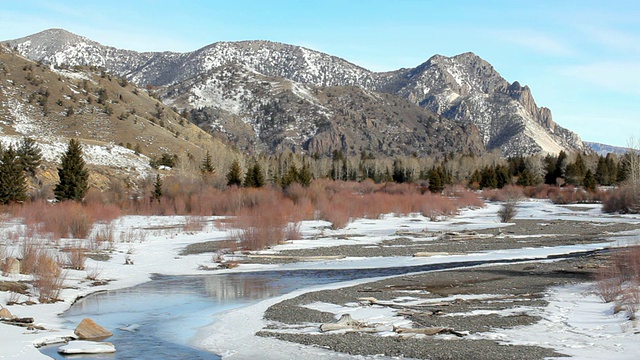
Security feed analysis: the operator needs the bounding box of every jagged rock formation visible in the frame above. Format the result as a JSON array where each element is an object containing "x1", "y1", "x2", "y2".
[
  {"x1": 163, "y1": 64, "x2": 484, "y2": 157},
  {"x1": 5, "y1": 29, "x2": 587, "y2": 156}
]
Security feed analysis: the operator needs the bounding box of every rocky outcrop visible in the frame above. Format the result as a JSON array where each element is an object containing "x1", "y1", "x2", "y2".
[{"x1": 74, "y1": 318, "x2": 112, "y2": 340}]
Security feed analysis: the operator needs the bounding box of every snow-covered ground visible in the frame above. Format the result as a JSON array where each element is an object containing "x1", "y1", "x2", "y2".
[{"x1": 1, "y1": 199, "x2": 639, "y2": 359}]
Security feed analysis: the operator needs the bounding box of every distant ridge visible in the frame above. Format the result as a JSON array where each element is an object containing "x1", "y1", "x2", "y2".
[{"x1": 585, "y1": 142, "x2": 630, "y2": 156}]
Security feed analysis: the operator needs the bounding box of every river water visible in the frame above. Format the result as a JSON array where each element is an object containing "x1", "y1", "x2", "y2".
[{"x1": 40, "y1": 251, "x2": 601, "y2": 359}]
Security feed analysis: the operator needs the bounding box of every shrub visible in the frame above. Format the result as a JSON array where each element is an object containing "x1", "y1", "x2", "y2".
[
  {"x1": 498, "y1": 201, "x2": 518, "y2": 223},
  {"x1": 603, "y1": 186, "x2": 638, "y2": 214},
  {"x1": 34, "y1": 252, "x2": 66, "y2": 303},
  {"x1": 595, "y1": 265, "x2": 623, "y2": 303},
  {"x1": 64, "y1": 242, "x2": 86, "y2": 270}
]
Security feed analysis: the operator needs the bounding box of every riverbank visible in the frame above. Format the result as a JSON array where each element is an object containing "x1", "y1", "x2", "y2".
[
  {"x1": 2, "y1": 200, "x2": 640, "y2": 359},
  {"x1": 196, "y1": 201, "x2": 640, "y2": 359},
  {"x1": 257, "y1": 256, "x2": 606, "y2": 359}
]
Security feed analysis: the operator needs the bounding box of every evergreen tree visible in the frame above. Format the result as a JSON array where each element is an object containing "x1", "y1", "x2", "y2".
[
  {"x1": 480, "y1": 166, "x2": 498, "y2": 189},
  {"x1": 495, "y1": 164, "x2": 510, "y2": 189},
  {"x1": 152, "y1": 174, "x2": 163, "y2": 201},
  {"x1": 392, "y1": 159, "x2": 407, "y2": 183},
  {"x1": 16, "y1": 137, "x2": 42, "y2": 177},
  {"x1": 200, "y1": 151, "x2": 215, "y2": 174},
  {"x1": 298, "y1": 161, "x2": 313, "y2": 187},
  {"x1": 0, "y1": 146, "x2": 27, "y2": 204},
  {"x1": 565, "y1": 153, "x2": 586, "y2": 185},
  {"x1": 226, "y1": 159, "x2": 243, "y2": 186},
  {"x1": 243, "y1": 162, "x2": 265, "y2": 188},
  {"x1": 54, "y1": 139, "x2": 89, "y2": 201},
  {"x1": 251, "y1": 162, "x2": 265, "y2": 188},
  {"x1": 282, "y1": 163, "x2": 299, "y2": 187},
  {"x1": 583, "y1": 169, "x2": 597, "y2": 192},
  {"x1": 516, "y1": 168, "x2": 537, "y2": 187},
  {"x1": 595, "y1": 155, "x2": 608, "y2": 185},
  {"x1": 469, "y1": 169, "x2": 482, "y2": 187},
  {"x1": 544, "y1": 151, "x2": 568, "y2": 185},
  {"x1": 428, "y1": 167, "x2": 444, "y2": 193},
  {"x1": 605, "y1": 154, "x2": 618, "y2": 185}
]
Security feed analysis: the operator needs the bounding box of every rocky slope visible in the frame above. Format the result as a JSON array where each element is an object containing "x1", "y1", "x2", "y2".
[
  {"x1": 0, "y1": 45, "x2": 231, "y2": 184},
  {"x1": 162, "y1": 63, "x2": 484, "y2": 157},
  {"x1": 5, "y1": 29, "x2": 587, "y2": 156}
]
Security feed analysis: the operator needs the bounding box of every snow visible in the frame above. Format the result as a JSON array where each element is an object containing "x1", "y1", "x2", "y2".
[
  {"x1": 57, "y1": 340, "x2": 115, "y2": 354},
  {"x1": 478, "y1": 283, "x2": 640, "y2": 359},
  {"x1": 1, "y1": 199, "x2": 640, "y2": 359}
]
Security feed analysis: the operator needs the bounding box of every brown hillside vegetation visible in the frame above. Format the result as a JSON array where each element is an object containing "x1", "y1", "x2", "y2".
[{"x1": 0, "y1": 45, "x2": 234, "y2": 186}]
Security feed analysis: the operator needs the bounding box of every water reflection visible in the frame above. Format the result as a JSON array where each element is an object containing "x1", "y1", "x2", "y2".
[{"x1": 203, "y1": 274, "x2": 283, "y2": 301}]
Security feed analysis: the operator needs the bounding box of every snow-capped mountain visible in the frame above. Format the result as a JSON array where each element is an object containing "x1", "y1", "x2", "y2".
[{"x1": 6, "y1": 28, "x2": 587, "y2": 157}]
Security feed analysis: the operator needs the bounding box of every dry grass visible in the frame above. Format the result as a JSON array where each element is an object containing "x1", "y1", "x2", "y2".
[
  {"x1": 183, "y1": 216, "x2": 206, "y2": 232},
  {"x1": 19, "y1": 237, "x2": 42, "y2": 275},
  {"x1": 63, "y1": 242, "x2": 87, "y2": 270}
]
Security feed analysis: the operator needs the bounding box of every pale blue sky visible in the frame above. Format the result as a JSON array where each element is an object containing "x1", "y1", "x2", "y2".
[{"x1": 1, "y1": 0, "x2": 639, "y2": 147}]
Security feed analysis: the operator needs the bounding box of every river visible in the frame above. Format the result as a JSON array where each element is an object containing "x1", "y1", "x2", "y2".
[{"x1": 39, "y1": 250, "x2": 603, "y2": 359}]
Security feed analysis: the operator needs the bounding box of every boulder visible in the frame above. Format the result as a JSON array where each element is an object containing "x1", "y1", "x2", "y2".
[
  {"x1": 3, "y1": 257, "x2": 20, "y2": 275},
  {"x1": 0, "y1": 307, "x2": 12, "y2": 319},
  {"x1": 58, "y1": 340, "x2": 116, "y2": 354},
  {"x1": 74, "y1": 318, "x2": 112, "y2": 340}
]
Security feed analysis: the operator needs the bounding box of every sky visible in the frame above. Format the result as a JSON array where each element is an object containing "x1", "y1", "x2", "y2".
[{"x1": 0, "y1": 0, "x2": 639, "y2": 148}]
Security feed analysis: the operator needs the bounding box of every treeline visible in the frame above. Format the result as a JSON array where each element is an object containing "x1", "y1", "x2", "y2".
[
  {"x1": 206, "y1": 149, "x2": 631, "y2": 193},
  {"x1": 0, "y1": 136, "x2": 636, "y2": 208}
]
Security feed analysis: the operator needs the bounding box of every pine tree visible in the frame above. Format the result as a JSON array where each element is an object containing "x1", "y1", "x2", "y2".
[
  {"x1": 495, "y1": 164, "x2": 510, "y2": 189},
  {"x1": 54, "y1": 139, "x2": 89, "y2": 201},
  {"x1": 480, "y1": 166, "x2": 498, "y2": 189},
  {"x1": 16, "y1": 137, "x2": 42, "y2": 177},
  {"x1": 0, "y1": 146, "x2": 28, "y2": 204},
  {"x1": 244, "y1": 162, "x2": 265, "y2": 188},
  {"x1": 583, "y1": 169, "x2": 597, "y2": 192},
  {"x1": 282, "y1": 163, "x2": 299, "y2": 187},
  {"x1": 200, "y1": 151, "x2": 215, "y2": 174},
  {"x1": 152, "y1": 173, "x2": 163, "y2": 201},
  {"x1": 226, "y1": 159, "x2": 243, "y2": 186},
  {"x1": 428, "y1": 167, "x2": 444, "y2": 193},
  {"x1": 298, "y1": 161, "x2": 313, "y2": 187}
]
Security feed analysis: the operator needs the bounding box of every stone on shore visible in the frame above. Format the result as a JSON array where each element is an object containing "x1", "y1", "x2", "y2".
[
  {"x1": 74, "y1": 318, "x2": 112, "y2": 339},
  {"x1": 0, "y1": 307, "x2": 12, "y2": 319}
]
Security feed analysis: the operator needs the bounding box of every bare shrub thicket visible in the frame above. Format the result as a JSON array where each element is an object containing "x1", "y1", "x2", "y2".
[
  {"x1": 603, "y1": 186, "x2": 638, "y2": 214},
  {"x1": 19, "y1": 237, "x2": 42, "y2": 275},
  {"x1": 184, "y1": 216, "x2": 206, "y2": 232},
  {"x1": 596, "y1": 246, "x2": 640, "y2": 319},
  {"x1": 16, "y1": 201, "x2": 96, "y2": 240},
  {"x1": 493, "y1": 185, "x2": 523, "y2": 223},
  {"x1": 229, "y1": 189, "x2": 302, "y2": 250},
  {"x1": 34, "y1": 252, "x2": 66, "y2": 303}
]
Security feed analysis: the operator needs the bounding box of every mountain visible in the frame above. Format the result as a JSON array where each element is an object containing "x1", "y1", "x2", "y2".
[
  {"x1": 5, "y1": 29, "x2": 587, "y2": 157},
  {"x1": 161, "y1": 63, "x2": 484, "y2": 157},
  {"x1": 585, "y1": 142, "x2": 630, "y2": 156},
  {"x1": 0, "y1": 44, "x2": 231, "y2": 186}
]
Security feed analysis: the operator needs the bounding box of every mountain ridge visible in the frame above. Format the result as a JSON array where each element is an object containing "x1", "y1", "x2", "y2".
[{"x1": 5, "y1": 28, "x2": 587, "y2": 157}]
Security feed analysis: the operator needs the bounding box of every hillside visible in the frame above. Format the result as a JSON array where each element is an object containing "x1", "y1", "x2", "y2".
[{"x1": 0, "y1": 45, "x2": 232, "y2": 187}]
